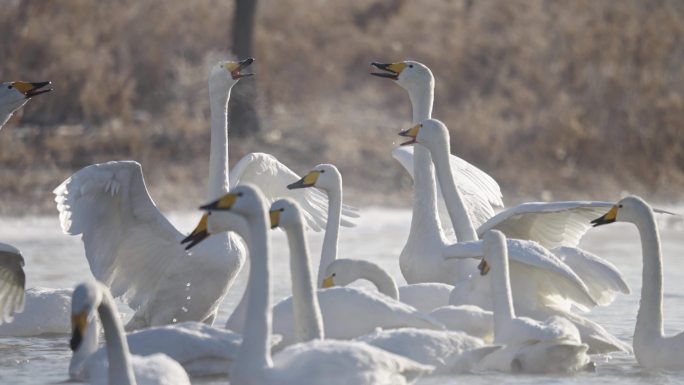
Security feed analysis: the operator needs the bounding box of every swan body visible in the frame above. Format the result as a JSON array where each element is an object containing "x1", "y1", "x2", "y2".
[
  {"x1": 193, "y1": 186, "x2": 433, "y2": 385},
  {"x1": 71, "y1": 320, "x2": 243, "y2": 377},
  {"x1": 428, "y1": 305, "x2": 494, "y2": 341},
  {"x1": 70, "y1": 281, "x2": 190, "y2": 385},
  {"x1": 356, "y1": 328, "x2": 501, "y2": 374},
  {"x1": 0, "y1": 243, "x2": 25, "y2": 323},
  {"x1": 0, "y1": 287, "x2": 70, "y2": 335},
  {"x1": 403, "y1": 118, "x2": 629, "y2": 353},
  {"x1": 322, "y1": 258, "x2": 452, "y2": 312},
  {"x1": 0, "y1": 81, "x2": 51, "y2": 128},
  {"x1": 371, "y1": 60, "x2": 501, "y2": 285},
  {"x1": 473, "y1": 231, "x2": 591, "y2": 373},
  {"x1": 592, "y1": 196, "x2": 684, "y2": 370}
]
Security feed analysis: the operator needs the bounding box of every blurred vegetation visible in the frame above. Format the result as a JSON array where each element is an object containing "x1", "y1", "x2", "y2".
[{"x1": 1, "y1": 0, "x2": 683, "y2": 215}]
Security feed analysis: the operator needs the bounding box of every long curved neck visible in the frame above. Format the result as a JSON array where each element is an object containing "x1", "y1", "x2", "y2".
[
  {"x1": 98, "y1": 290, "x2": 137, "y2": 385},
  {"x1": 208, "y1": 84, "x2": 232, "y2": 200},
  {"x1": 404, "y1": 82, "x2": 445, "y2": 255},
  {"x1": 634, "y1": 211, "x2": 664, "y2": 339},
  {"x1": 318, "y1": 183, "x2": 342, "y2": 285},
  {"x1": 235, "y1": 210, "x2": 273, "y2": 373},
  {"x1": 430, "y1": 140, "x2": 478, "y2": 242},
  {"x1": 353, "y1": 260, "x2": 399, "y2": 300},
  {"x1": 489, "y1": 244, "x2": 515, "y2": 342},
  {"x1": 285, "y1": 223, "x2": 324, "y2": 342}
]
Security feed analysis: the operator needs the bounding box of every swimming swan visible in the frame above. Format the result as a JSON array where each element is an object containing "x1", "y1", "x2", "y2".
[
  {"x1": 451, "y1": 230, "x2": 592, "y2": 373},
  {"x1": 592, "y1": 196, "x2": 684, "y2": 370},
  {"x1": 192, "y1": 185, "x2": 434, "y2": 385},
  {"x1": 70, "y1": 281, "x2": 191, "y2": 385}
]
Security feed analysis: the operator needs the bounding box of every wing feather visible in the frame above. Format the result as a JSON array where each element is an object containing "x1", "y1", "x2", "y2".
[
  {"x1": 230, "y1": 153, "x2": 358, "y2": 230},
  {"x1": 392, "y1": 146, "x2": 502, "y2": 229},
  {"x1": 477, "y1": 201, "x2": 616, "y2": 249},
  {"x1": 0, "y1": 243, "x2": 25, "y2": 322},
  {"x1": 54, "y1": 161, "x2": 187, "y2": 309}
]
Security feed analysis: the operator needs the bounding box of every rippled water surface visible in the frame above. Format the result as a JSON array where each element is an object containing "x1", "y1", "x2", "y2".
[{"x1": 1, "y1": 207, "x2": 683, "y2": 384}]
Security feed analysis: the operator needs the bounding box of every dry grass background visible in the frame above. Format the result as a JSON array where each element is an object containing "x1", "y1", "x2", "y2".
[{"x1": 1, "y1": 0, "x2": 683, "y2": 215}]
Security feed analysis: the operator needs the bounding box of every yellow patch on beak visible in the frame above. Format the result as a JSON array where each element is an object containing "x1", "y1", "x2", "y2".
[
  {"x1": 604, "y1": 205, "x2": 619, "y2": 221},
  {"x1": 191, "y1": 213, "x2": 209, "y2": 235},
  {"x1": 322, "y1": 276, "x2": 335, "y2": 288},
  {"x1": 71, "y1": 311, "x2": 88, "y2": 334},
  {"x1": 222, "y1": 61, "x2": 240, "y2": 73},
  {"x1": 216, "y1": 193, "x2": 238, "y2": 209},
  {"x1": 270, "y1": 210, "x2": 281, "y2": 229},
  {"x1": 302, "y1": 171, "x2": 321, "y2": 186},
  {"x1": 12, "y1": 82, "x2": 33, "y2": 94},
  {"x1": 388, "y1": 62, "x2": 408, "y2": 74}
]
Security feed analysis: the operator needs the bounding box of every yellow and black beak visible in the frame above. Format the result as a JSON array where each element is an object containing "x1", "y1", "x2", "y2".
[
  {"x1": 287, "y1": 171, "x2": 321, "y2": 190},
  {"x1": 370, "y1": 62, "x2": 407, "y2": 80},
  {"x1": 269, "y1": 209, "x2": 282, "y2": 229},
  {"x1": 181, "y1": 213, "x2": 211, "y2": 250},
  {"x1": 398, "y1": 123, "x2": 421, "y2": 146},
  {"x1": 591, "y1": 205, "x2": 619, "y2": 227},
  {"x1": 224, "y1": 58, "x2": 255, "y2": 80},
  {"x1": 70, "y1": 311, "x2": 88, "y2": 351},
  {"x1": 13, "y1": 81, "x2": 52, "y2": 98},
  {"x1": 478, "y1": 259, "x2": 490, "y2": 276},
  {"x1": 321, "y1": 275, "x2": 335, "y2": 288}
]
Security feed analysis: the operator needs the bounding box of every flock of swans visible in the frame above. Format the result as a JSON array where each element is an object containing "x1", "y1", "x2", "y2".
[{"x1": 0, "y1": 58, "x2": 681, "y2": 384}]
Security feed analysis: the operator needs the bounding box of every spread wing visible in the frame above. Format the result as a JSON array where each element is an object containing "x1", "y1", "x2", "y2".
[
  {"x1": 54, "y1": 161, "x2": 187, "y2": 309},
  {"x1": 443, "y1": 239, "x2": 598, "y2": 311},
  {"x1": 230, "y1": 152, "x2": 359, "y2": 231},
  {"x1": 477, "y1": 201, "x2": 617, "y2": 249},
  {"x1": 0, "y1": 243, "x2": 25, "y2": 323},
  {"x1": 392, "y1": 146, "x2": 502, "y2": 229}
]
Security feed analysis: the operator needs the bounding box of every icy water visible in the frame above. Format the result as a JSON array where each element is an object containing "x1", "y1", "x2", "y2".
[{"x1": 1, "y1": 206, "x2": 683, "y2": 384}]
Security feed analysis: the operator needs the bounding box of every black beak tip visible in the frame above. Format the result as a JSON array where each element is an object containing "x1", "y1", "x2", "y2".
[{"x1": 70, "y1": 328, "x2": 82, "y2": 351}]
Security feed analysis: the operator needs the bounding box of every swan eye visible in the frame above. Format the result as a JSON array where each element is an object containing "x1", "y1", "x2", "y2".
[
  {"x1": 237, "y1": 192, "x2": 243, "y2": 197},
  {"x1": 332, "y1": 273, "x2": 336, "y2": 277},
  {"x1": 619, "y1": 204, "x2": 623, "y2": 208},
  {"x1": 280, "y1": 208, "x2": 284, "y2": 212},
  {"x1": 409, "y1": 64, "x2": 413, "y2": 68},
  {"x1": 7, "y1": 85, "x2": 12, "y2": 89},
  {"x1": 320, "y1": 170, "x2": 325, "y2": 173}
]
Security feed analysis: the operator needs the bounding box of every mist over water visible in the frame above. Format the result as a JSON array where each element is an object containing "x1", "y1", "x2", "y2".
[{"x1": 0, "y1": 206, "x2": 682, "y2": 384}]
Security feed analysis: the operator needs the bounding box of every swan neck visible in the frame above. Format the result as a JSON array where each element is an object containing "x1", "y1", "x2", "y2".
[
  {"x1": 98, "y1": 290, "x2": 137, "y2": 385},
  {"x1": 318, "y1": 185, "x2": 342, "y2": 285},
  {"x1": 286, "y1": 223, "x2": 324, "y2": 342},
  {"x1": 236, "y1": 212, "x2": 273, "y2": 371},
  {"x1": 634, "y1": 212, "x2": 664, "y2": 338},
  {"x1": 0, "y1": 111, "x2": 12, "y2": 129},
  {"x1": 208, "y1": 85, "x2": 232, "y2": 200},
  {"x1": 407, "y1": 83, "x2": 433, "y2": 125},
  {"x1": 431, "y1": 141, "x2": 478, "y2": 242},
  {"x1": 490, "y1": 245, "x2": 516, "y2": 340},
  {"x1": 358, "y1": 261, "x2": 399, "y2": 299}
]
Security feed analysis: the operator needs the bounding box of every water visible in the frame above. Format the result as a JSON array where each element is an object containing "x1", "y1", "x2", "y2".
[{"x1": 0, "y1": 206, "x2": 683, "y2": 384}]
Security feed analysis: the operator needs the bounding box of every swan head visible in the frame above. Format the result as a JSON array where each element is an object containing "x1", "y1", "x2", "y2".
[
  {"x1": 398, "y1": 118, "x2": 449, "y2": 150},
  {"x1": 70, "y1": 282, "x2": 102, "y2": 352},
  {"x1": 183, "y1": 185, "x2": 265, "y2": 249},
  {"x1": 370, "y1": 60, "x2": 433, "y2": 92},
  {"x1": 269, "y1": 198, "x2": 305, "y2": 230},
  {"x1": 321, "y1": 259, "x2": 361, "y2": 288},
  {"x1": 0, "y1": 81, "x2": 52, "y2": 114},
  {"x1": 209, "y1": 58, "x2": 254, "y2": 89},
  {"x1": 591, "y1": 195, "x2": 653, "y2": 227},
  {"x1": 287, "y1": 163, "x2": 341, "y2": 192}
]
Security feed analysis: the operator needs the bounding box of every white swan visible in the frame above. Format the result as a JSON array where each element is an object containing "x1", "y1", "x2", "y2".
[
  {"x1": 0, "y1": 80, "x2": 51, "y2": 128},
  {"x1": 453, "y1": 230, "x2": 592, "y2": 373},
  {"x1": 55, "y1": 59, "x2": 356, "y2": 330},
  {"x1": 321, "y1": 258, "x2": 452, "y2": 312},
  {"x1": 70, "y1": 317, "x2": 245, "y2": 378},
  {"x1": 400, "y1": 118, "x2": 630, "y2": 353},
  {"x1": 70, "y1": 281, "x2": 191, "y2": 385},
  {"x1": 371, "y1": 61, "x2": 502, "y2": 284},
  {"x1": 592, "y1": 196, "x2": 684, "y2": 370},
  {"x1": 194, "y1": 185, "x2": 434, "y2": 385},
  {"x1": 0, "y1": 243, "x2": 25, "y2": 324}
]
